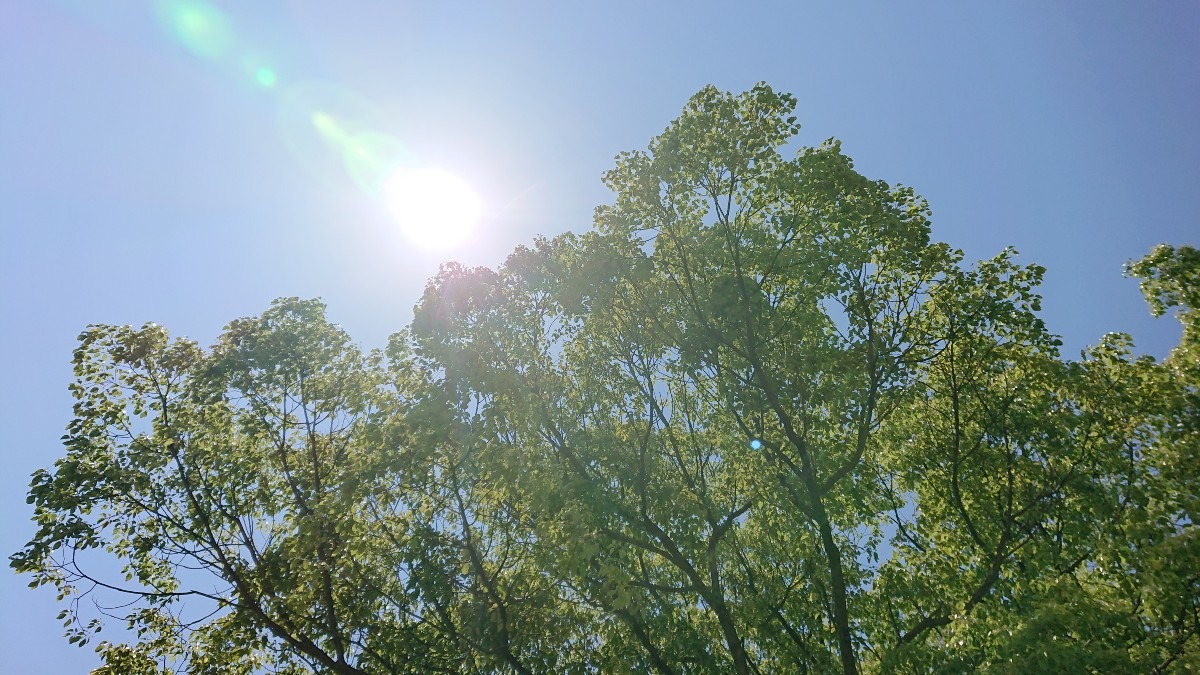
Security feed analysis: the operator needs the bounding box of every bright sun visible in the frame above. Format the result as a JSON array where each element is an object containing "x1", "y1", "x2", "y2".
[{"x1": 382, "y1": 167, "x2": 482, "y2": 250}]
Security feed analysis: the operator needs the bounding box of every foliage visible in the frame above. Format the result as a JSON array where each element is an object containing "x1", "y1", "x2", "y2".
[{"x1": 13, "y1": 86, "x2": 1199, "y2": 673}]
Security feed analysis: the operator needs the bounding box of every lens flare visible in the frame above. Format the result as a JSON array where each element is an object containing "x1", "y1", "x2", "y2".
[
  {"x1": 157, "y1": 0, "x2": 232, "y2": 60},
  {"x1": 254, "y1": 67, "x2": 277, "y2": 88},
  {"x1": 151, "y1": 2, "x2": 485, "y2": 254},
  {"x1": 310, "y1": 112, "x2": 409, "y2": 195}
]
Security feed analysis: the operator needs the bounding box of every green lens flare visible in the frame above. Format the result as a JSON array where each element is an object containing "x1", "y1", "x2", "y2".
[
  {"x1": 255, "y1": 67, "x2": 277, "y2": 88},
  {"x1": 342, "y1": 131, "x2": 408, "y2": 195},
  {"x1": 151, "y1": 4, "x2": 414, "y2": 200},
  {"x1": 311, "y1": 112, "x2": 347, "y2": 144},
  {"x1": 241, "y1": 54, "x2": 279, "y2": 88},
  {"x1": 158, "y1": 0, "x2": 233, "y2": 60},
  {"x1": 310, "y1": 112, "x2": 408, "y2": 195}
]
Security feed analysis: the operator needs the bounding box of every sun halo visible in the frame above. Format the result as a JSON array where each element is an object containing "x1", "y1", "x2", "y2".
[{"x1": 382, "y1": 167, "x2": 482, "y2": 251}]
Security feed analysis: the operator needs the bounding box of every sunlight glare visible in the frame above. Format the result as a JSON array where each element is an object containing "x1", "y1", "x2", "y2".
[{"x1": 383, "y1": 168, "x2": 482, "y2": 251}]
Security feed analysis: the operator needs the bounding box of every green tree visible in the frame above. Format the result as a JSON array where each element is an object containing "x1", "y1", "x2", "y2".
[
  {"x1": 12, "y1": 299, "x2": 413, "y2": 672},
  {"x1": 12, "y1": 298, "x2": 549, "y2": 673},
  {"x1": 406, "y1": 85, "x2": 1198, "y2": 673},
  {"x1": 14, "y1": 86, "x2": 1199, "y2": 673}
]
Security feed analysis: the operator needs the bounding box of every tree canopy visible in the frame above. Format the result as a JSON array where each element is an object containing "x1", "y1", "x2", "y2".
[{"x1": 13, "y1": 84, "x2": 1199, "y2": 673}]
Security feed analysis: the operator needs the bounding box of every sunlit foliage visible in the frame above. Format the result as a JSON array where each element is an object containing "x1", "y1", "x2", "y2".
[{"x1": 13, "y1": 86, "x2": 1198, "y2": 674}]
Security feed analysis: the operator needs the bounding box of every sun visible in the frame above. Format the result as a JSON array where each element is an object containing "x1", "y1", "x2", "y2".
[{"x1": 382, "y1": 167, "x2": 482, "y2": 250}]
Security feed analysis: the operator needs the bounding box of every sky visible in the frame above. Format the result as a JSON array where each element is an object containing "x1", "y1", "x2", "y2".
[{"x1": 1, "y1": 1, "x2": 1197, "y2": 670}]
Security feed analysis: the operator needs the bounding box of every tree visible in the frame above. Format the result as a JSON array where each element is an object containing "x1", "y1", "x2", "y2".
[
  {"x1": 14, "y1": 85, "x2": 1199, "y2": 673},
  {"x1": 12, "y1": 298, "x2": 577, "y2": 674},
  {"x1": 406, "y1": 85, "x2": 1198, "y2": 673},
  {"x1": 13, "y1": 299, "x2": 409, "y2": 673}
]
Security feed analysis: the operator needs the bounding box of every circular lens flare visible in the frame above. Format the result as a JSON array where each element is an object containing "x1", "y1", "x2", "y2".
[
  {"x1": 383, "y1": 168, "x2": 481, "y2": 250},
  {"x1": 254, "y1": 67, "x2": 277, "y2": 88},
  {"x1": 157, "y1": 0, "x2": 233, "y2": 60}
]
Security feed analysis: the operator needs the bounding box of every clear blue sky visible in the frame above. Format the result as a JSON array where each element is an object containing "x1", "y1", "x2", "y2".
[{"x1": 2, "y1": 1, "x2": 1196, "y2": 670}]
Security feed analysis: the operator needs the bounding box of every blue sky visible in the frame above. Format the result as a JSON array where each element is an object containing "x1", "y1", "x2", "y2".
[{"x1": 1, "y1": 1, "x2": 1196, "y2": 669}]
